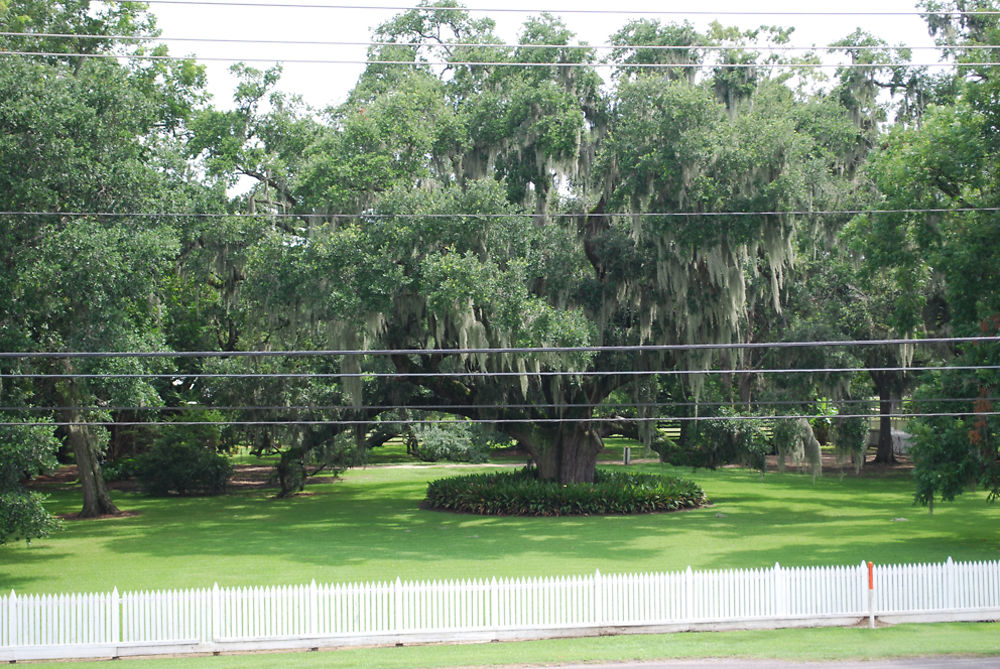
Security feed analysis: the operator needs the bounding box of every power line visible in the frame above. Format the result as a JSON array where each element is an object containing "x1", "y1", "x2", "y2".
[
  {"x1": 4, "y1": 207, "x2": 999, "y2": 220},
  {"x1": 2, "y1": 49, "x2": 991, "y2": 68},
  {"x1": 4, "y1": 32, "x2": 996, "y2": 52},
  {"x1": 2, "y1": 411, "x2": 998, "y2": 428},
  {"x1": 2, "y1": 396, "x2": 989, "y2": 415},
  {"x1": 3, "y1": 364, "x2": 999, "y2": 380},
  {"x1": 101, "y1": 2, "x2": 1000, "y2": 17},
  {"x1": 0, "y1": 335, "x2": 993, "y2": 360},
  {"x1": 6, "y1": 396, "x2": 989, "y2": 411}
]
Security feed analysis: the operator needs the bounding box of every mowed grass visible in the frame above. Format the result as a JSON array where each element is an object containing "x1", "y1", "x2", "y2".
[
  {"x1": 21, "y1": 622, "x2": 1000, "y2": 669},
  {"x1": 4, "y1": 457, "x2": 999, "y2": 596}
]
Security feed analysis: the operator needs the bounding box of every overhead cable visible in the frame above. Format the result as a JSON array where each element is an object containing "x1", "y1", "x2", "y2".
[
  {"x1": 4, "y1": 207, "x2": 999, "y2": 220},
  {"x1": 3, "y1": 364, "x2": 1000, "y2": 380},
  {"x1": 4, "y1": 32, "x2": 998, "y2": 52},
  {"x1": 2, "y1": 396, "x2": 991, "y2": 415},
  {"x1": 2, "y1": 411, "x2": 998, "y2": 428},
  {"x1": 1, "y1": 49, "x2": 992, "y2": 68},
  {"x1": 0, "y1": 335, "x2": 994, "y2": 360},
  {"x1": 99, "y1": 2, "x2": 1000, "y2": 17}
]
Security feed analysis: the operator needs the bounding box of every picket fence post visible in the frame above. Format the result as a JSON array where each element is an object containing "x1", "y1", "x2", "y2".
[
  {"x1": 945, "y1": 556, "x2": 956, "y2": 610},
  {"x1": 593, "y1": 569, "x2": 602, "y2": 626},
  {"x1": 309, "y1": 579, "x2": 319, "y2": 636},
  {"x1": 111, "y1": 587, "x2": 120, "y2": 645},
  {"x1": 211, "y1": 583, "x2": 220, "y2": 642},
  {"x1": 684, "y1": 566, "x2": 694, "y2": 621},
  {"x1": 865, "y1": 561, "x2": 875, "y2": 629},
  {"x1": 8, "y1": 590, "x2": 16, "y2": 647},
  {"x1": 772, "y1": 562, "x2": 786, "y2": 618},
  {"x1": 393, "y1": 577, "x2": 402, "y2": 633},
  {"x1": 489, "y1": 577, "x2": 499, "y2": 630}
]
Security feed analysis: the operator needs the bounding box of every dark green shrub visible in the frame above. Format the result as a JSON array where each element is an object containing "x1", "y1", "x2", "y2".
[
  {"x1": 424, "y1": 468, "x2": 708, "y2": 516},
  {"x1": 411, "y1": 422, "x2": 494, "y2": 463},
  {"x1": 0, "y1": 491, "x2": 62, "y2": 545},
  {"x1": 834, "y1": 413, "x2": 870, "y2": 473},
  {"x1": 102, "y1": 457, "x2": 139, "y2": 482},
  {"x1": 276, "y1": 431, "x2": 363, "y2": 497},
  {"x1": 136, "y1": 417, "x2": 232, "y2": 496},
  {"x1": 656, "y1": 409, "x2": 769, "y2": 472}
]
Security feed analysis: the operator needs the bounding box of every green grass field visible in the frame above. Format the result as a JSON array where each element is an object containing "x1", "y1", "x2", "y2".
[
  {"x1": 5, "y1": 446, "x2": 1000, "y2": 667},
  {"x1": 19, "y1": 622, "x2": 1000, "y2": 669},
  {"x1": 5, "y1": 454, "x2": 999, "y2": 595}
]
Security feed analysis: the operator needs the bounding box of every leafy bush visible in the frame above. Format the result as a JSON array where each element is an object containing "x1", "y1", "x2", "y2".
[
  {"x1": 0, "y1": 417, "x2": 62, "y2": 544},
  {"x1": 771, "y1": 417, "x2": 822, "y2": 476},
  {"x1": 102, "y1": 457, "x2": 139, "y2": 482},
  {"x1": 833, "y1": 413, "x2": 870, "y2": 473},
  {"x1": 655, "y1": 409, "x2": 769, "y2": 472},
  {"x1": 136, "y1": 417, "x2": 232, "y2": 496},
  {"x1": 411, "y1": 422, "x2": 494, "y2": 463},
  {"x1": 424, "y1": 468, "x2": 708, "y2": 515},
  {"x1": 810, "y1": 397, "x2": 838, "y2": 444},
  {"x1": 276, "y1": 431, "x2": 363, "y2": 497},
  {"x1": 0, "y1": 491, "x2": 62, "y2": 545}
]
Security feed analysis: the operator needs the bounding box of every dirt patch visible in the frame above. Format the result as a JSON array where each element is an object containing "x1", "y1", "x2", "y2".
[
  {"x1": 57, "y1": 509, "x2": 142, "y2": 521},
  {"x1": 761, "y1": 449, "x2": 914, "y2": 477},
  {"x1": 28, "y1": 463, "x2": 331, "y2": 494}
]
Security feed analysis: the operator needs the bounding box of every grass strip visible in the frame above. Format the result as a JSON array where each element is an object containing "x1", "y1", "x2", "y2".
[
  {"x1": 5, "y1": 462, "x2": 1000, "y2": 594},
  {"x1": 22, "y1": 622, "x2": 1000, "y2": 668}
]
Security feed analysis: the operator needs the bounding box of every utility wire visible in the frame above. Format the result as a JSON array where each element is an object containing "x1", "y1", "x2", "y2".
[
  {"x1": 3, "y1": 364, "x2": 1000, "y2": 380},
  {"x1": 100, "y1": 2, "x2": 1000, "y2": 17},
  {"x1": 1, "y1": 335, "x2": 994, "y2": 360},
  {"x1": 4, "y1": 207, "x2": 999, "y2": 220},
  {"x1": 2, "y1": 396, "x2": 989, "y2": 415},
  {"x1": 1, "y1": 49, "x2": 991, "y2": 68},
  {"x1": 3, "y1": 32, "x2": 995, "y2": 52},
  {"x1": 2, "y1": 411, "x2": 998, "y2": 428}
]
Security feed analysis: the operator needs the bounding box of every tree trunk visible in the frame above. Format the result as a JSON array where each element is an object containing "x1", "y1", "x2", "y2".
[
  {"x1": 512, "y1": 422, "x2": 603, "y2": 484},
  {"x1": 871, "y1": 373, "x2": 898, "y2": 465},
  {"x1": 64, "y1": 409, "x2": 120, "y2": 517}
]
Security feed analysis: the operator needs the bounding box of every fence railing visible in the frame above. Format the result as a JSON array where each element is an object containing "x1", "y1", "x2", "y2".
[{"x1": 3, "y1": 558, "x2": 999, "y2": 661}]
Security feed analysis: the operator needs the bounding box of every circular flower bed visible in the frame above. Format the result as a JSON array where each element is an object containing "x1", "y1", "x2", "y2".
[{"x1": 424, "y1": 468, "x2": 709, "y2": 516}]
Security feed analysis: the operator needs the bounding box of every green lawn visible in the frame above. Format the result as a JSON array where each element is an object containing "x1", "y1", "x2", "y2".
[
  {"x1": 21, "y1": 623, "x2": 1000, "y2": 668},
  {"x1": 4, "y1": 458, "x2": 999, "y2": 595}
]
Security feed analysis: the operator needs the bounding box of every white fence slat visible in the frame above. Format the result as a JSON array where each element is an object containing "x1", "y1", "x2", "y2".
[{"x1": 5, "y1": 558, "x2": 1000, "y2": 660}]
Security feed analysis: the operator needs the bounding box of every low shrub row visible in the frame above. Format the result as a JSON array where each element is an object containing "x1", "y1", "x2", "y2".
[{"x1": 424, "y1": 468, "x2": 709, "y2": 516}]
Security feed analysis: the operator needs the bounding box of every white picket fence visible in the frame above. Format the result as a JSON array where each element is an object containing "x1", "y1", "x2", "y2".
[{"x1": 3, "y1": 558, "x2": 999, "y2": 661}]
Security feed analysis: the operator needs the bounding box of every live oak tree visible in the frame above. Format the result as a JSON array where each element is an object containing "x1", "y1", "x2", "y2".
[
  {"x1": 220, "y1": 4, "x2": 868, "y2": 483},
  {"x1": 0, "y1": 0, "x2": 206, "y2": 516},
  {"x1": 858, "y1": 0, "x2": 1000, "y2": 506}
]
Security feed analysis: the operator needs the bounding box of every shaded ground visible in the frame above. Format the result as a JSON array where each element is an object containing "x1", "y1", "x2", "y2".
[
  {"x1": 29, "y1": 446, "x2": 913, "y2": 499},
  {"x1": 29, "y1": 464, "x2": 329, "y2": 496}
]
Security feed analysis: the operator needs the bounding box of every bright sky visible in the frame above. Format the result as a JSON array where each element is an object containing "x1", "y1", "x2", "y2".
[{"x1": 146, "y1": 1, "x2": 941, "y2": 110}]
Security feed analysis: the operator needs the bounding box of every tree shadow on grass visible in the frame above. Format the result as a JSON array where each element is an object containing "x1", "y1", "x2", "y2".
[{"x1": 13, "y1": 466, "x2": 1000, "y2": 591}]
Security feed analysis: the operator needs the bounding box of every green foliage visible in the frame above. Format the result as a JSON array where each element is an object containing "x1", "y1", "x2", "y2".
[
  {"x1": 0, "y1": 417, "x2": 62, "y2": 544},
  {"x1": 833, "y1": 413, "x2": 870, "y2": 473},
  {"x1": 411, "y1": 422, "x2": 498, "y2": 463},
  {"x1": 770, "y1": 417, "x2": 822, "y2": 477},
  {"x1": 101, "y1": 457, "x2": 140, "y2": 483},
  {"x1": 0, "y1": 491, "x2": 62, "y2": 546},
  {"x1": 275, "y1": 432, "x2": 363, "y2": 497},
  {"x1": 424, "y1": 468, "x2": 708, "y2": 515},
  {"x1": 657, "y1": 410, "x2": 770, "y2": 473},
  {"x1": 809, "y1": 398, "x2": 838, "y2": 444},
  {"x1": 908, "y1": 343, "x2": 1000, "y2": 510},
  {"x1": 135, "y1": 416, "x2": 233, "y2": 496}
]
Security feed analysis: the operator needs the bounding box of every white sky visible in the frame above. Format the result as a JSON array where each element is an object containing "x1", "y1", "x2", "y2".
[{"x1": 146, "y1": 1, "x2": 941, "y2": 110}]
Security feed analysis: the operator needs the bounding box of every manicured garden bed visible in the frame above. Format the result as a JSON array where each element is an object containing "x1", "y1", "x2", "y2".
[{"x1": 424, "y1": 468, "x2": 708, "y2": 515}]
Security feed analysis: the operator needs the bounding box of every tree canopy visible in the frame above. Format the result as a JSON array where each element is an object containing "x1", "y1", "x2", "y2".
[{"x1": 1, "y1": 0, "x2": 999, "y2": 515}]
